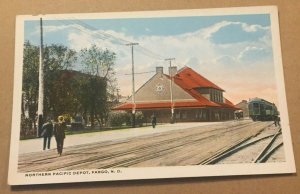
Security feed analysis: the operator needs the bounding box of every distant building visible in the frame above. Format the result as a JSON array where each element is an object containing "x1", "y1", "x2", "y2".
[
  {"x1": 113, "y1": 66, "x2": 238, "y2": 123},
  {"x1": 235, "y1": 100, "x2": 249, "y2": 118}
]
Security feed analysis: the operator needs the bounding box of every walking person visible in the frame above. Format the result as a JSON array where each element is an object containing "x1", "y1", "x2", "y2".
[
  {"x1": 54, "y1": 116, "x2": 66, "y2": 156},
  {"x1": 273, "y1": 115, "x2": 278, "y2": 127},
  {"x1": 277, "y1": 116, "x2": 281, "y2": 127},
  {"x1": 151, "y1": 114, "x2": 157, "y2": 128},
  {"x1": 41, "y1": 119, "x2": 53, "y2": 150}
]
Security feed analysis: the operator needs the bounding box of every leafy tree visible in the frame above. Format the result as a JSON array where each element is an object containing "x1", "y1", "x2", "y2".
[
  {"x1": 80, "y1": 45, "x2": 116, "y2": 128},
  {"x1": 42, "y1": 44, "x2": 77, "y2": 119},
  {"x1": 22, "y1": 41, "x2": 39, "y2": 133},
  {"x1": 21, "y1": 42, "x2": 118, "y2": 136},
  {"x1": 21, "y1": 41, "x2": 77, "y2": 136}
]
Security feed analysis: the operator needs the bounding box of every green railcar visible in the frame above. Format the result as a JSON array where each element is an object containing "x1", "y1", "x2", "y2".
[{"x1": 248, "y1": 98, "x2": 278, "y2": 121}]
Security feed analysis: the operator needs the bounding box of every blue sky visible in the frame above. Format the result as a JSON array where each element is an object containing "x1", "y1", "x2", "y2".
[
  {"x1": 23, "y1": 13, "x2": 277, "y2": 105},
  {"x1": 25, "y1": 14, "x2": 270, "y2": 44}
]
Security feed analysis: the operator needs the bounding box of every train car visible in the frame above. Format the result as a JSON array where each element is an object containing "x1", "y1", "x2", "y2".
[{"x1": 248, "y1": 98, "x2": 278, "y2": 121}]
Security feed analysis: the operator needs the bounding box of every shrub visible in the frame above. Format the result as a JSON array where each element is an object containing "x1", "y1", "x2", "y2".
[
  {"x1": 135, "y1": 111, "x2": 145, "y2": 127},
  {"x1": 108, "y1": 111, "x2": 128, "y2": 127},
  {"x1": 125, "y1": 111, "x2": 145, "y2": 127},
  {"x1": 108, "y1": 111, "x2": 145, "y2": 127}
]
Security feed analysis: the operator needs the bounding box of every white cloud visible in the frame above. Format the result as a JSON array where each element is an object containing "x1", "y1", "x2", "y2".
[
  {"x1": 184, "y1": 57, "x2": 200, "y2": 67},
  {"x1": 40, "y1": 21, "x2": 275, "y2": 105},
  {"x1": 32, "y1": 24, "x2": 85, "y2": 35},
  {"x1": 241, "y1": 23, "x2": 269, "y2": 32},
  {"x1": 202, "y1": 21, "x2": 270, "y2": 44},
  {"x1": 202, "y1": 21, "x2": 233, "y2": 39},
  {"x1": 237, "y1": 46, "x2": 264, "y2": 61}
]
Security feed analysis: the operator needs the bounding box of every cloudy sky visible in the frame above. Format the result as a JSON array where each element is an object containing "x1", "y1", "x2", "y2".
[{"x1": 24, "y1": 13, "x2": 278, "y2": 105}]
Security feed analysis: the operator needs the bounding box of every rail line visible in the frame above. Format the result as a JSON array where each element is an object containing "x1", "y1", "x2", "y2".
[
  {"x1": 254, "y1": 128, "x2": 283, "y2": 163},
  {"x1": 55, "y1": 122, "x2": 257, "y2": 170},
  {"x1": 59, "y1": 122, "x2": 269, "y2": 170},
  {"x1": 19, "y1": 121, "x2": 252, "y2": 162},
  {"x1": 18, "y1": 121, "x2": 275, "y2": 172},
  {"x1": 199, "y1": 127, "x2": 282, "y2": 165}
]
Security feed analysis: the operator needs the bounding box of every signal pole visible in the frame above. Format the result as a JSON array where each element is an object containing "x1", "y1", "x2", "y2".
[
  {"x1": 165, "y1": 58, "x2": 175, "y2": 123},
  {"x1": 37, "y1": 18, "x2": 44, "y2": 137},
  {"x1": 126, "y1": 42, "x2": 139, "y2": 128}
]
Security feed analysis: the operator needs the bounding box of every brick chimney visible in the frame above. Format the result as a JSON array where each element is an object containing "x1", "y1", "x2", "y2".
[
  {"x1": 156, "y1": 66, "x2": 163, "y2": 76},
  {"x1": 168, "y1": 66, "x2": 177, "y2": 77}
]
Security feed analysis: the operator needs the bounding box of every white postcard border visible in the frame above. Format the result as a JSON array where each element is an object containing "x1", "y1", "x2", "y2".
[{"x1": 8, "y1": 6, "x2": 296, "y2": 185}]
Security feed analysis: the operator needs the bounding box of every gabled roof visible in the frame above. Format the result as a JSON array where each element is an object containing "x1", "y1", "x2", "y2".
[
  {"x1": 113, "y1": 66, "x2": 237, "y2": 111},
  {"x1": 175, "y1": 67, "x2": 224, "y2": 91}
]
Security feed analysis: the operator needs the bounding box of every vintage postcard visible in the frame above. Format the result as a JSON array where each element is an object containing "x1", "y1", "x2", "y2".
[{"x1": 8, "y1": 6, "x2": 295, "y2": 185}]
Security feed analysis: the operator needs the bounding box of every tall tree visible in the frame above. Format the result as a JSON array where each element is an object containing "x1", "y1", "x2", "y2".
[
  {"x1": 22, "y1": 42, "x2": 77, "y2": 136},
  {"x1": 22, "y1": 41, "x2": 39, "y2": 133},
  {"x1": 80, "y1": 45, "x2": 116, "y2": 128},
  {"x1": 43, "y1": 44, "x2": 77, "y2": 119}
]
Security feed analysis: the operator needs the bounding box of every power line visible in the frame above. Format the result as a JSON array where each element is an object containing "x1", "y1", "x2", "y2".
[
  {"x1": 69, "y1": 17, "x2": 131, "y2": 45},
  {"x1": 49, "y1": 17, "x2": 175, "y2": 71},
  {"x1": 139, "y1": 46, "x2": 165, "y2": 59},
  {"x1": 123, "y1": 70, "x2": 155, "y2": 75},
  {"x1": 136, "y1": 45, "x2": 165, "y2": 60},
  {"x1": 55, "y1": 19, "x2": 108, "y2": 42},
  {"x1": 57, "y1": 17, "x2": 168, "y2": 60},
  {"x1": 54, "y1": 17, "x2": 126, "y2": 46}
]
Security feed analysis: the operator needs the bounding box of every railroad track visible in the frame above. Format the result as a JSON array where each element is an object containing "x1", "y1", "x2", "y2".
[
  {"x1": 81, "y1": 123, "x2": 264, "y2": 169},
  {"x1": 200, "y1": 127, "x2": 283, "y2": 165},
  {"x1": 35, "y1": 122, "x2": 256, "y2": 170},
  {"x1": 254, "y1": 128, "x2": 283, "y2": 163},
  {"x1": 18, "y1": 121, "x2": 274, "y2": 172}
]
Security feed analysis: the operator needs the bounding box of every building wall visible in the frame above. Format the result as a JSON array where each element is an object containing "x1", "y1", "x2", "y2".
[
  {"x1": 235, "y1": 100, "x2": 249, "y2": 117},
  {"x1": 124, "y1": 67, "x2": 235, "y2": 123},
  {"x1": 196, "y1": 88, "x2": 224, "y2": 103},
  {"x1": 141, "y1": 108, "x2": 235, "y2": 123},
  {"x1": 130, "y1": 73, "x2": 196, "y2": 103}
]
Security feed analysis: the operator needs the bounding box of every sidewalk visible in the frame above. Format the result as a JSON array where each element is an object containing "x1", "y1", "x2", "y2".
[{"x1": 18, "y1": 122, "x2": 221, "y2": 154}]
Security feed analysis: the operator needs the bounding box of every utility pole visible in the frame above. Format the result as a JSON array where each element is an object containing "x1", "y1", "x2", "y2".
[
  {"x1": 37, "y1": 18, "x2": 44, "y2": 137},
  {"x1": 165, "y1": 58, "x2": 175, "y2": 124},
  {"x1": 116, "y1": 88, "x2": 120, "y2": 103},
  {"x1": 126, "y1": 42, "x2": 139, "y2": 128}
]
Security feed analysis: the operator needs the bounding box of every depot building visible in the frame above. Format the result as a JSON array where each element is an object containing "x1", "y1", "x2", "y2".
[{"x1": 113, "y1": 66, "x2": 238, "y2": 123}]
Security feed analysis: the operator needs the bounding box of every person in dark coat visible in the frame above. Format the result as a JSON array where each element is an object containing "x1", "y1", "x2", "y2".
[
  {"x1": 54, "y1": 116, "x2": 67, "y2": 156},
  {"x1": 41, "y1": 120, "x2": 53, "y2": 150},
  {"x1": 277, "y1": 116, "x2": 281, "y2": 127},
  {"x1": 151, "y1": 114, "x2": 157, "y2": 128}
]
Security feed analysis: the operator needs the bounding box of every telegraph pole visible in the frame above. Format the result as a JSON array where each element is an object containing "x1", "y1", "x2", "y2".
[
  {"x1": 126, "y1": 42, "x2": 139, "y2": 128},
  {"x1": 37, "y1": 18, "x2": 44, "y2": 137},
  {"x1": 165, "y1": 58, "x2": 175, "y2": 123}
]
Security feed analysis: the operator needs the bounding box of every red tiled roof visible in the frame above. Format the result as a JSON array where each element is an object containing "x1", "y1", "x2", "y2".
[
  {"x1": 113, "y1": 66, "x2": 237, "y2": 111},
  {"x1": 175, "y1": 67, "x2": 224, "y2": 91},
  {"x1": 216, "y1": 98, "x2": 239, "y2": 110}
]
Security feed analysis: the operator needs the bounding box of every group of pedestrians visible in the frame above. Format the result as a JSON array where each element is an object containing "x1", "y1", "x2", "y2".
[
  {"x1": 41, "y1": 116, "x2": 66, "y2": 156},
  {"x1": 42, "y1": 114, "x2": 159, "y2": 154}
]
